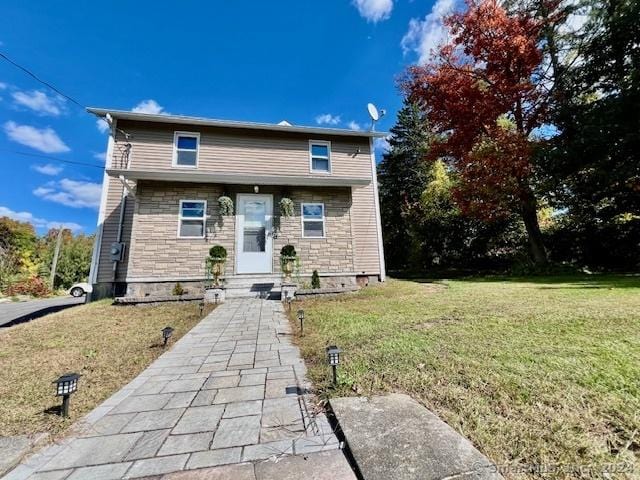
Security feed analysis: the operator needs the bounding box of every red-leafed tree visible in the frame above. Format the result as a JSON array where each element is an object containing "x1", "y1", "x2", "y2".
[{"x1": 405, "y1": 0, "x2": 550, "y2": 264}]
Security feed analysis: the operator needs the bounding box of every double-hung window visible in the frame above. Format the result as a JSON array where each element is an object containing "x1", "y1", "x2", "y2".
[
  {"x1": 173, "y1": 132, "x2": 200, "y2": 167},
  {"x1": 301, "y1": 203, "x2": 325, "y2": 238},
  {"x1": 309, "y1": 141, "x2": 331, "y2": 173},
  {"x1": 178, "y1": 200, "x2": 206, "y2": 238}
]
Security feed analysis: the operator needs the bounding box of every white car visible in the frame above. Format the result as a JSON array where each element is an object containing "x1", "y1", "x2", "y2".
[{"x1": 69, "y1": 282, "x2": 93, "y2": 297}]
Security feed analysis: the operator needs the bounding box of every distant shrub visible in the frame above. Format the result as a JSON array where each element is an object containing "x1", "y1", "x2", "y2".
[
  {"x1": 172, "y1": 282, "x2": 185, "y2": 296},
  {"x1": 4, "y1": 276, "x2": 51, "y2": 298},
  {"x1": 280, "y1": 245, "x2": 296, "y2": 257},
  {"x1": 311, "y1": 270, "x2": 321, "y2": 289}
]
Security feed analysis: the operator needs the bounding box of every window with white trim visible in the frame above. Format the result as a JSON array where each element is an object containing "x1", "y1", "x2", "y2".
[
  {"x1": 309, "y1": 141, "x2": 331, "y2": 173},
  {"x1": 173, "y1": 132, "x2": 200, "y2": 167},
  {"x1": 178, "y1": 200, "x2": 206, "y2": 238},
  {"x1": 301, "y1": 203, "x2": 325, "y2": 238}
]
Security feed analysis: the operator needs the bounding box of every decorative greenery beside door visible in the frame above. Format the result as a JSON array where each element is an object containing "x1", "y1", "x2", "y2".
[
  {"x1": 218, "y1": 195, "x2": 234, "y2": 216},
  {"x1": 279, "y1": 197, "x2": 294, "y2": 217}
]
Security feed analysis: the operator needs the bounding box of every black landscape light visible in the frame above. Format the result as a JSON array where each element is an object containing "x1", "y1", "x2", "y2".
[
  {"x1": 326, "y1": 345, "x2": 342, "y2": 386},
  {"x1": 162, "y1": 326, "x2": 174, "y2": 347},
  {"x1": 297, "y1": 309, "x2": 304, "y2": 335},
  {"x1": 53, "y1": 373, "x2": 80, "y2": 418},
  {"x1": 214, "y1": 291, "x2": 220, "y2": 304}
]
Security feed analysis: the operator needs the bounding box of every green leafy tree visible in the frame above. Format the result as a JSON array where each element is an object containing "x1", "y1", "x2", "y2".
[{"x1": 39, "y1": 230, "x2": 94, "y2": 289}]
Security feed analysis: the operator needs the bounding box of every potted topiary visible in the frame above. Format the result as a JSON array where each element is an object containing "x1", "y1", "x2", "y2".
[
  {"x1": 280, "y1": 245, "x2": 297, "y2": 281},
  {"x1": 208, "y1": 245, "x2": 227, "y2": 286},
  {"x1": 205, "y1": 245, "x2": 227, "y2": 303}
]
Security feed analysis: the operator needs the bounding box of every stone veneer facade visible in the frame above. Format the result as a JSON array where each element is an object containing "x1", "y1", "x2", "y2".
[{"x1": 123, "y1": 181, "x2": 357, "y2": 296}]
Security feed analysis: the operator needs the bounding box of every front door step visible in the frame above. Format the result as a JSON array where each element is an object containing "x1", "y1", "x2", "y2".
[{"x1": 330, "y1": 394, "x2": 503, "y2": 480}]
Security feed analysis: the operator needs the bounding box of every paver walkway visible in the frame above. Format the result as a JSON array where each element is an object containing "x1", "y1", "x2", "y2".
[{"x1": 5, "y1": 299, "x2": 355, "y2": 480}]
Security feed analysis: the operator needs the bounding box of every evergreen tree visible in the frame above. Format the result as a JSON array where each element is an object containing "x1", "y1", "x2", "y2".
[{"x1": 377, "y1": 100, "x2": 433, "y2": 271}]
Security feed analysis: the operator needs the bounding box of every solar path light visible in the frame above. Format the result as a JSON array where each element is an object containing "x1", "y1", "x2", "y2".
[
  {"x1": 53, "y1": 373, "x2": 80, "y2": 418},
  {"x1": 162, "y1": 326, "x2": 174, "y2": 347},
  {"x1": 326, "y1": 345, "x2": 342, "y2": 386},
  {"x1": 297, "y1": 309, "x2": 304, "y2": 336}
]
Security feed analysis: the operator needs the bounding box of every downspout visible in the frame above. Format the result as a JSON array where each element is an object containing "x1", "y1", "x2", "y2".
[{"x1": 111, "y1": 129, "x2": 132, "y2": 296}]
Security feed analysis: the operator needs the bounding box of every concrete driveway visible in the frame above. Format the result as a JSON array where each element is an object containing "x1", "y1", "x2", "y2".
[{"x1": 0, "y1": 296, "x2": 85, "y2": 328}]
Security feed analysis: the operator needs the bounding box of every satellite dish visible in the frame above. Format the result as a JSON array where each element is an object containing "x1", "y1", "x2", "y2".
[
  {"x1": 367, "y1": 102, "x2": 386, "y2": 131},
  {"x1": 367, "y1": 103, "x2": 380, "y2": 121}
]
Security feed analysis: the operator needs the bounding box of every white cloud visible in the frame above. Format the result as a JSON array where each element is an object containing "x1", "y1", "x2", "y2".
[
  {"x1": 3, "y1": 121, "x2": 70, "y2": 153},
  {"x1": 352, "y1": 0, "x2": 393, "y2": 22},
  {"x1": 96, "y1": 118, "x2": 109, "y2": 134},
  {"x1": 0, "y1": 82, "x2": 7, "y2": 90},
  {"x1": 32, "y1": 163, "x2": 63, "y2": 176},
  {"x1": 33, "y1": 179, "x2": 102, "y2": 210},
  {"x1": 374, "y1": 135, "x2": 391, "y2": 152},
  {"x1": 347, "y1": 121, "x2": 362, "y2": 131},
  {"x1": 401, "y1": 0, "x2": 458, "y2": 64},
  {"x1": 93, "y1": 151, "x2": 107, "y2": 162},
  {"x1": 12, "y1": 90, "x2": 65, "y2": 116},
  {"x1": 0, "y1": 206, "x2": 82, "y2": 232},
  {"x1": 132, "y1": 99, "x2": 167, "y2": 115},
  {"x1": 315, "y1": 113, "x2": 341, "y2": 126}
]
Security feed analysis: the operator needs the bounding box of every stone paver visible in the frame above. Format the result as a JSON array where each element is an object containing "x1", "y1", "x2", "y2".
[{"x1": 6, "y1": 299, "x2": 353, "y2": 479}]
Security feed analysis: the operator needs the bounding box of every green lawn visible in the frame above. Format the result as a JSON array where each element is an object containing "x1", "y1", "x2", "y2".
[
  {"x1": 292, "y1": 275, "x2": 640, "y2": 479},
  {"x1": 0, "y1": 300, "x2": 213, "y2": 438}
]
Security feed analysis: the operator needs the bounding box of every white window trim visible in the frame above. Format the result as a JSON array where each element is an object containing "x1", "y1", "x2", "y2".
[
  {"x1": 172, "y1": 131, "x2": 200, "y2": 168},
  {"x1": 178, "y1": 199, "x2": 207, "y2": 239},
  {"x1": 301, "y1": 202, "x2": 326, "y2": 239},
  {"x1": 309, "y1": 140, "x2": 332, "y2": 174}
]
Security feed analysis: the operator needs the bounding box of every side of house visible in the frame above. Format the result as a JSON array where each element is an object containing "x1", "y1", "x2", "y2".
[{"x1": 87, "y1": 110, "x2": 386, "y2": 298}]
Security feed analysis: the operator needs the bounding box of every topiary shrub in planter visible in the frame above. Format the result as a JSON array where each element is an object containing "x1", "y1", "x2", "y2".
[
  {"x1": 311, "y1": 270, "x2": 321, "y2": 289},
  {"x1": 206, "y1": 245, "x2": 227, "y2": 287},
  {"x1": 280, "y1": 244, "x2": 297, "y2": 282}
]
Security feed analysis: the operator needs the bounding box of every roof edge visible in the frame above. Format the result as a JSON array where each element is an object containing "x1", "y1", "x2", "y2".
[{"x1": 88, "y1": 107, "x2": 388, "y2": 138}]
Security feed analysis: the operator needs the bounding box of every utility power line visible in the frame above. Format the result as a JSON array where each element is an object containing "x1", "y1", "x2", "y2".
[
  {"x1": 0, "y1": 52, "x2": 85, "y2": 109},
  {"x1": 0, "y1": 51, "x2": 133, "y2": 138},
  {"x1": 0, "y1": 149, "x2": 105, "y2": 170}
]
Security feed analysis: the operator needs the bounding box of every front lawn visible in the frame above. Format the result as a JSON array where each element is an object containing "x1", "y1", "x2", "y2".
[
  {"x1": 0, "y1": 300, "x2": 212, "y2": 437},
  {"x1": 292, "y1": 276, "x2": 640, "y2": 479}
]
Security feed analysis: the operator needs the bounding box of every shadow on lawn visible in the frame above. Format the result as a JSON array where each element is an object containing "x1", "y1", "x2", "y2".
[{"x1": 400, "y1": 274, "x2": 640, "y2": 290}]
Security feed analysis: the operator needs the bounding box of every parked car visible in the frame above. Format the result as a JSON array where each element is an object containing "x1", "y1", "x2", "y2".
[{"x1": 69, "y1": 282, "x2": 92, "y2": 297}]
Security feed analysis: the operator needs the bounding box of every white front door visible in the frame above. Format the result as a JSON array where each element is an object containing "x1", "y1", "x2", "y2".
[{"x1": 236, "y1": 194, "x2": 273, "y2": 274}]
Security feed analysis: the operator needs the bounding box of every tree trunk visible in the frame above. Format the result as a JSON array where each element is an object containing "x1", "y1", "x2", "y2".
[{"x1": 520, "y1": 189, "x2": 548, "y2": 265}]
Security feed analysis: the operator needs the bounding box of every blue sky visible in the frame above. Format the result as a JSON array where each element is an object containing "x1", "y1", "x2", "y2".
[{"x1": 0, "y1": 0, "x2": 454, "y2": 234}]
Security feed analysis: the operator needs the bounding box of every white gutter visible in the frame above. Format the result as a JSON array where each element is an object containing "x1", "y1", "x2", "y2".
[{"x1": 87, "y1": 107, "x2": 388, "y2": 139}]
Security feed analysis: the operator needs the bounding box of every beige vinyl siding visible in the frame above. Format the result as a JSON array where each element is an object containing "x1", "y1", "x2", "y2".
[
  {"x1": 96, "y1": 175, "x2": 134, "y2": 282},
  {"x1": 115, "y1": 121, "x2": 372, "y2": 180},
  {"x1": 351, "y1": 184, "x2": 381, "y2": 274}
]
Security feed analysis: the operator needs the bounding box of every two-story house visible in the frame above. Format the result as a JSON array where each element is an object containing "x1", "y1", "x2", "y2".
[{"x1": 87, "y1": 108, "x2": 386, "y2": 299}]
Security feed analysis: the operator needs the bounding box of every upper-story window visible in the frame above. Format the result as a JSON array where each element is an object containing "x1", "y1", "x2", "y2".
[
  {"x1": 309, "y1": 140, "x2": 331, "y2": 173},
  {"x1": 173, "y1": 132, "x2": 200, "y2": 168}
]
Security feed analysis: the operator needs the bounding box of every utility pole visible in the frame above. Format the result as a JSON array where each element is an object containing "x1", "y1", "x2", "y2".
[{"x1": 50, "y1": 228, "x2": 64, "y2": 289}]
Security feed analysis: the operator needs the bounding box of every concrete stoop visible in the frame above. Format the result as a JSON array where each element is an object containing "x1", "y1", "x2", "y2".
[{"x1": 330, "y1": 394, "x2": 504, "y2": 480}]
